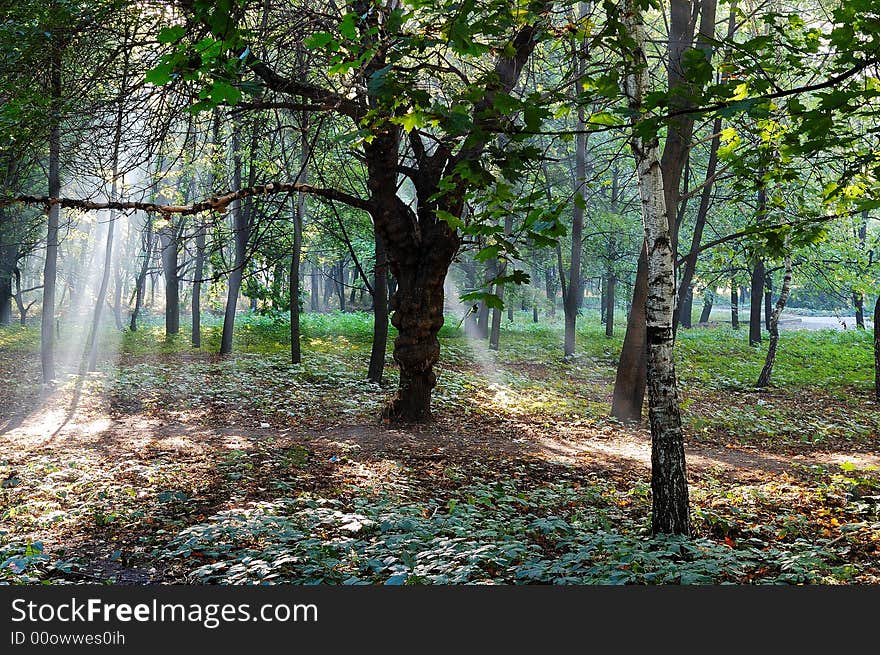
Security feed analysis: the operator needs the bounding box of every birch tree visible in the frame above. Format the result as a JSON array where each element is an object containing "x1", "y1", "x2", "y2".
[{"x1": 621, "y1": 0, "x2": 690, "y2": 535}]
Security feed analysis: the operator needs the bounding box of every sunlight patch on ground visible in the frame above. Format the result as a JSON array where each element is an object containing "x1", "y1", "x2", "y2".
[
  {"x1": 7, "y1": 406, "x2": 69, "y2": 444},
  {"x1": 480, "y1": 381, "x2": 571, "y2": 416}
]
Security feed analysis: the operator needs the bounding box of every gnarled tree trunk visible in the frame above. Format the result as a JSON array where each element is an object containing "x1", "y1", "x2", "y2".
[{"x1": 382, "y1": 225, "x2": 456, "y2": 422}]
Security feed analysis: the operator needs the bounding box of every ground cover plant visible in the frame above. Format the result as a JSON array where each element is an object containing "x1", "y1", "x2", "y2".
[{"x1": 2, "y1": 313, "x2": 877, "y2": 585}]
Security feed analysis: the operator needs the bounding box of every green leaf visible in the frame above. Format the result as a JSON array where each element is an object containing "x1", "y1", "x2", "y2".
[
  {"x1": 587, "y1": 111, "x2": 622, "y2": 127},
  {"x1": 210, "y1": 80, "x2": 242, "y2": 105},
  {"x1": 145, "y1": 63, "x2": 174, "y2": 86},
  {"x1": 394, "y1": 110, "x2": 425, "y2": 133},
  {"x1": 475, "y1": 244, "x2": 502, "y2": 262},
  {"x1": 157, "y1": 25, "x2": 186, "y2": 44},
  {"x1": 460, "y1": 291, "x2": 504, "y2": 310},
  {"x1": 436, "y1": 210, "x2": 464, "y2": 230},
  {"x1": 305, "y1": 32, "x2": 335, "y2": 49},
  {"x1": 523, "y1": 104, "x2": 547, "y2": 132},
  {"x1": 339, "y1": 13, "x2": 357, "y2": 40}
]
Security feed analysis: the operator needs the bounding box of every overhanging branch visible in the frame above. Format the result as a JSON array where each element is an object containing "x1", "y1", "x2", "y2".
[{"x1": 0, "y1": 181, "x2": 373, "y2": 215}]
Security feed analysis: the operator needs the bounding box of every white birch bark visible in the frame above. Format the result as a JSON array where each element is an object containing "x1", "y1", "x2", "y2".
[{"x1": 622, "y1": 0, "x2": 690, "y2": 535}]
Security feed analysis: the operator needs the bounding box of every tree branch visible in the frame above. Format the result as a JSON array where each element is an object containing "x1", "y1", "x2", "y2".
[{"x1": 0, "y1": 182, "x2": 373, "y2": 215}]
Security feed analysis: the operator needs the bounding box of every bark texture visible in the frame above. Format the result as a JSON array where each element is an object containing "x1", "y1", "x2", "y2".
[
  {"x1": 611, "y1": 247, "x2": 648, "y2": 422},
  {"x1": 367, "y1": 232, "x2": 388, "y2": 384},
  {"x1": 612, "y1": 0, "x2": 716, "y2": 420},
  {"x1": 623, "y1": 0, "x2": 690, "y2": 535}
]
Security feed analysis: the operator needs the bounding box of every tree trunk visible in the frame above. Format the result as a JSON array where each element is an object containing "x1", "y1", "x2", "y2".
[
  {"x1": 611, "y1": 247, "x2": 648, "y2": 422},
  {"x1": 489, "y1": 215, "x2": 513, "y2": 351},
  {"x1": 349, "y1": 266, "x2": 358, "y2": 305},
  {"x1": 290, "y1": 132, "x2": 306, "y2": 364},
  {"x1": 85, "y1": 204, "x2": 117, "y2": 371},
  {"x1": 564, "y1": 11, "x2": 587, "y2": 358},
  {"x1": 41, "y1": 40, "x2": 62, "y2": 383},
  {"x1": 556, "y1": 242, "x2": 567, "y2": 311},
  {"x1": 112, "y1": 256, "x2": 124, "y2": 330},
  {"x1": 12, "y1": 268, "x2": 32, "y2": 325},
  {"x1": 367, "y1": 232, "x2": 388, "y2": 384},
  {"x1": 764, "y1": 275, "x2": 773, "y2": 331},
  {"x1": 383, "y1": 254, "x2": 449, "y2": 423},
  {"x1": 323, "y1": 265, "x2": 333, "y2": 304},
  {"x1": 680, "y1": 286, "x2": 694, "y2": 328},
  {"x1": 0, "y1": 243, "x2": 12, "y2": 326},
  {"x1": 130, "y1": 215, "x2": 153, "y2": 331},
  {"x1": 159, "y1": 225, "x2": 179, "y2": 336},
  {"x1": 756, "y1": 254, "x2": 792, "y2": 388},
  {"x1": 220, "y1": 124, "x2": 245, "y2": 355},
  {"x1": 605, "y1": 274, "x2": 615, "y2": 337},
  {"x1": 674, "y1": 113, "x2": 720, "y2": 330},
  {"x1": 874, "y1": 295, "x2": 880, "y2": 401},
  {"x1": 611, "y1": 0, "x2": 716, "y2": 423},
  {"x1": 310, "y1": 265, "x2": 320, "y2": 312},
  {"x1": 193, "y1": 115, "x2": 219, "y2": 347},
  {"x1": 855, "y1": 211, "x2": 867, "y2": 328},
  {"x1": 476, "y1": 258, "x2": 494, "y2": 339},
  {"x1": 674, "y1": 2, "x2": 735, "y2": 330},
  {"x1": 698, "y1": 289, "x2": 713, "y2": 324},
  {"x1": 730, "y1": 282, "x2": 739, "y2": 329},
  {"x1": 87, "y1": 22, "x2": 129, "y2": 362},
  {"x1": 336, "y1": 261, "x2": 347, "y2": 311},
  {"x1": 191, "y1": 219, "x2": 206, "y2": 346},
  {"x1": 489, "y1": 276, "x2": 505, "y2": 351},
  {"x1": 624, "y1": 0, "x2": 690, "y2": 536},
  {"x1": 749, "y1": 259, "x2": 764, "y2": 346}
]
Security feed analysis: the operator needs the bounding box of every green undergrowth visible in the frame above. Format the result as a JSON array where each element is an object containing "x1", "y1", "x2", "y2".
[
  {"x1": 5, "y1": 464, "x2": 876, "y2": 585},
  {"x1": 153, "y1": 473, "x2": 874, "y2": 585}
]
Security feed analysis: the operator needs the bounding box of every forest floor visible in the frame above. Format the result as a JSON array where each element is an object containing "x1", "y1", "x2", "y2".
[{"x1": 1, "y1": 312, "x2": 879, "y2": 584}]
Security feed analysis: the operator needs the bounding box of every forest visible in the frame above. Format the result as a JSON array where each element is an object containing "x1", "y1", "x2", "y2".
[{"x1": 0, "y1": 0, "x2": 879, "y2": 586}]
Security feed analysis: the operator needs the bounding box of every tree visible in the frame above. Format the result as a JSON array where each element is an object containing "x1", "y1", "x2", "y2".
[
  {"x1": 612, "y1": 0, "x2": 717, "y2": 423},
  {"x1": 620, "y1": 0, "x2": 690, "y2": 535}
]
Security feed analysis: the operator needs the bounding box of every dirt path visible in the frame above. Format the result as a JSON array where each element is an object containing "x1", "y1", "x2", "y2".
[{"x1": 4, "y1": 376, "x2": 876, "y2": 491}]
